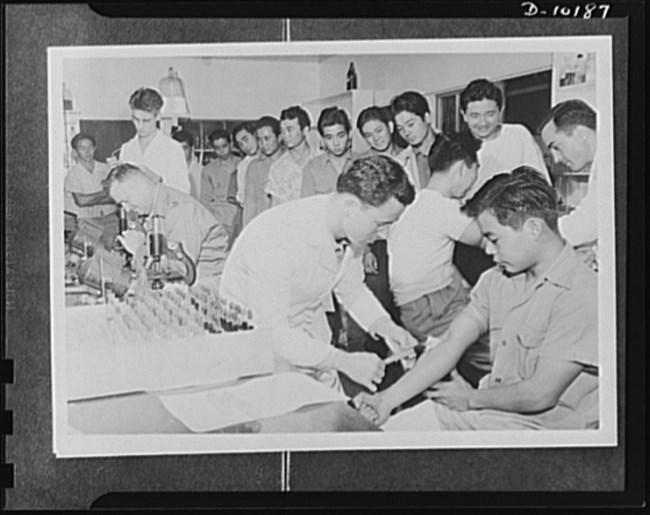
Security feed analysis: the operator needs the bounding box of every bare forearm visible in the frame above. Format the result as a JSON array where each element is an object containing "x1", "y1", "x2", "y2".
[
  {"x1": 469, "y1": 381, "x2": 557, "y2": 413},
  {"x1": 72, "y1": 191, "x2": 115, "y2": 207},
  {"x1": 384, "y1": 312, "x2": 482, "y2": 409}
]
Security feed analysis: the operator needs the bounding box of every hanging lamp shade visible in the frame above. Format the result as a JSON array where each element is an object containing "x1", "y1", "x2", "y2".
[{"x1": 158, "y1": 67, "x2": 190, "y2": 117}]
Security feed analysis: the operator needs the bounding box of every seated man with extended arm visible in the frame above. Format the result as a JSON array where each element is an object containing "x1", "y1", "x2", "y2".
[{"x1": 355, "y1": 166, "x2": 599, "y2": 430}]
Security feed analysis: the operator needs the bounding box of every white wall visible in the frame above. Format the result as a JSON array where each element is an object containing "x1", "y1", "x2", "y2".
[
  {"x1": 62, "y1": 52, "x2": 552, "y2": 122},
  {"x1": 319, "y1": 53, "x2": 553, "y2": 105},
  {"x1": 63, "y1": 56, "x2": 321, "y2": 120}
]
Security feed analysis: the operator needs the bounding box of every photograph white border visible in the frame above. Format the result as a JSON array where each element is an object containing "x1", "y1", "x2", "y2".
[{"x1": 49, "y1": 36, "x2": 617, "y2": 458}]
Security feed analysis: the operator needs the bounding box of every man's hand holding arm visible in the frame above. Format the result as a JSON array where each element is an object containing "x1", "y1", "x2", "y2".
[{"x1": 355, "y1": 309, "x2": 483, "y2": 425}]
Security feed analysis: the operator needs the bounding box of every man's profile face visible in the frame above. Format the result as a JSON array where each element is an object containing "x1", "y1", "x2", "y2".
[
  {"x1": 478, "y1": 210, "x2": 534, "y2": 276},
  {"x1": 361, "y1": 119, "x2": 393, "y2": 153},
  {"x1": 541, "y1": 122, "x2": 593, "y2": 172},
  {"x1": 132, "y1": 109, "x2": 158, "y2": 140},
  {"x1": 342, "y1": 196, "x2": 405, "y2": 246},
  {"x1": 280, "y1": 118, "x2": 306, "y2": 150},
  {"x1": 256, "y1": 126, "x2": 281, "y2": 157},
  {"x1": 394, "y1": 111, "x2": 430, "y2": 148},
  {"x1": 74, "y1": 138, "x2": 96, "y2": 164},
  {"x1": 211, "y1": 138, "x2": 231, "y2": 160},
  {"x1": 235, "y1": 130, "x2": 258, "y2": 157},
  {"x1": 462, "y1": 99, "x2": 502, "y2": 141},
  {"x1": 322, "y1": 124, "x2": 350, "y2": 158}
]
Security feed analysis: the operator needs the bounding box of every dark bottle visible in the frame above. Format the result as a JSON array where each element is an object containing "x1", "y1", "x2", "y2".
[{"x1": 346, "y1": 62, "x2": 358, "y2": 91}]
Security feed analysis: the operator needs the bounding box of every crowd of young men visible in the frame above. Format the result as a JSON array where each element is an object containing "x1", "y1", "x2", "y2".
[{"x1": 64, "y1": 78, "x2": 602, "y2": 431}]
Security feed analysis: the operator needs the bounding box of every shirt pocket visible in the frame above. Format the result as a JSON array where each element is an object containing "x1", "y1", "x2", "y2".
[{"x1": 516, "y1": 323, "x2": 546, "y2": 380}]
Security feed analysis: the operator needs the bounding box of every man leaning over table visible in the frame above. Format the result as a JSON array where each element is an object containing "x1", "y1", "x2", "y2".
[{"x1": 219, "y1": 155, "x2": 420, "y2": 394}]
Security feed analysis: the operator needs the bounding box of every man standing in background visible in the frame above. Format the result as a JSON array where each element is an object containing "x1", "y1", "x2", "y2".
[
  {"x1": 301, "y1": 106, "x2": 360, "y2": 197},
  {"x1": 200, "y1": 129, "x2": 241, "y2": 242},
  {"x1": 390, "y1": 91, "x2": 440, "y2": 190},
  {"x1": 266, "y1": 105, "x2": 319, "y2": 207},
  {"x1": 540, "y1": 99, "x2": 599, "y2": 269},
  {"x1": 228, "y1": 122, "x2": 261, "y2": 246},
  {"x1": 64, "y1": 132, "x2": 119, "y2": 247},
  {"x1": 243, "y1": 116, "x2": 286, "y2": 227},
  {"x1": 172, "y1": 129, "x2": 203, "y2": 200},
  {"x1": 118, "y1": 87, "x2": 190, "y2": 194}
]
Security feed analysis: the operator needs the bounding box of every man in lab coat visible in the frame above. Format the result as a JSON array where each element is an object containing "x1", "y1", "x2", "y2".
[
  {"x1": 118, "y1": 87, "x2": 190, "y2": 194},
  {"x1": 219, "y1": 155, "x2": 419, "y2": 394}
]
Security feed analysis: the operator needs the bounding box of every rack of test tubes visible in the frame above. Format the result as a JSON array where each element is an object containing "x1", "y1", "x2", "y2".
[{"x1": 104, "y1": 283, "x2": 254, "y2": 346}]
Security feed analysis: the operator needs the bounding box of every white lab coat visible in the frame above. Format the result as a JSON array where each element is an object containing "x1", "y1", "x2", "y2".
[{"x1": 219, "y1": 195, "x2": 390, "y2": 388}]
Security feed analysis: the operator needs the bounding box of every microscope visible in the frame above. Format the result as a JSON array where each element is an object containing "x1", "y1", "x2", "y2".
[{"x1": 146, "y1": 214, "x2": 196, "y2": 289}]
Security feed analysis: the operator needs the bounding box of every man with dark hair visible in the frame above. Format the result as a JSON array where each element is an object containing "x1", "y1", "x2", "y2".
[
  {"x1": 200, "y1": 129, "x2": 241, "y2": 242},
  {"x1": 118, "y1": 87, "x2": 190, "y2": 194},
  {"x1": 227, "y1": 122, "x2": 261, "y2": 247},
  {"x1": 266, "y1": 105, "x2": 319, "y2": 206},
  {"x1": 388, "y1": 132, "x2": 490, "y2": 386},
  {"x1": 459, "y1": 78, "x2": 550, "y2": 199},
  {"x1": 301, "y1": 107, "x2": 360, "y2": 197},
  {"x1": 172, "y1": 129, "x2": 202, "y2": 200},
  {"x1": 243, "y1": 116, "x2": 286, "y2": 226},
  {"x1": 106, "y1": 163, "x2": 229, "y2": 289},
  {"x1": 65, "y1": 133, "x2": 117, "y2": 218},
  {"x1": 453, "y1": 78, "x2": 551, "y2": 289},
  {"x1": 355, "y1": 167, "x2": 599, "y2": 431},
  {"x1": 390, "y1": 91, "x2": 440, "y2": 190},
  {"x1": 540, "y1": 99, "x2": 598, "y2": 255},
  {"x1": 357, "y1": 106, "x2": 418, "y2": 189},
  {"x1": 220, "y1": 155, "x2": 419, "y2": 394}
]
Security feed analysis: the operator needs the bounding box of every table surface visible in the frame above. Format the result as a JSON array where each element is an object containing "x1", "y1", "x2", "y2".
[{"x1": 68, "y1": 389, "x2": 380, "y2": 434}]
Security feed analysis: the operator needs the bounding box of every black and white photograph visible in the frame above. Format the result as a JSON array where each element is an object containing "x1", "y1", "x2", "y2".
[{"x1": 47, "y1": 36, "x2": 618, "y2": 458}]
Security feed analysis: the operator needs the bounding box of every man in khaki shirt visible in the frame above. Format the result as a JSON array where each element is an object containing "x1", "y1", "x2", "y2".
[{"x1": 355, "y1": 167, "x2": 599, "y2": 430}]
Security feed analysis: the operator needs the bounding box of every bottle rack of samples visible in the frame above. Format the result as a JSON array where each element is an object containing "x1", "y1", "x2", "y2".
[{"x1": 104, "y1": 283, "x2": 254, "y2": 347}]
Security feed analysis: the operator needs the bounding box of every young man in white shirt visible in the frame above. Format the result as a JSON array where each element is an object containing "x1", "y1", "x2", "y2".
[
  {"x1": 540, "y1": 99, "x2": 598, "y2": 270},
  {"x1": 118, "y1": 87, "x2": 190, "y2": 194},
  {"x1": 388, "y1": 132, "x2": 490, "y2": 385}
]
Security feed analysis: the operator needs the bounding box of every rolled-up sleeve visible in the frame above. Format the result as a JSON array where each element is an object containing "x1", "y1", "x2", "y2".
[{"x1": 333, "y1": 249, "x2": 390, "y2": 332}]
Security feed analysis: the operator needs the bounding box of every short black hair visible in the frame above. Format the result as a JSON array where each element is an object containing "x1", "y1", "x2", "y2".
[
  {"x1": 232, "y1": 121, "x2": 258, "y2": 143},
  {"x1": 464, "y1": 166, "x2": 559, "y2": 232},
  {"x1": 71, "y1": 132, "x2": 96, "y2": 150},
  {"x1": 255, "y1": 115, "x2": 281, "y2": 136},
  {"x1": 460, "y1": 79, "x2": 504, "y2": 112},
  {"x1": 356, "y1": 106, "x2": 392, "y2": 134},
  {"x1": 128, "y1": 87, "x2": 164, "y2": 113},
  {"x1": 172, "y1": 129, "x2": 195, "y2": 147},
  {"x1": 279, "y1": 105, "x2": 311, "y2": 130},
  {"x1": 337, "y1": 155, "x2": 415, "y2": 208},
  {"x1": 208, "y1": 129, "x2": 230, "y2": 145},
  {"x1": 538, "y1": 99, "x2": 597, "y2": 134},
  {"x1": 428, "y1": 131, "x2": 481, "y2": 174},
  {"x1": 317, "y1": 106, "x2": 351, "y2": 136},
  {"x1": 390, "y1": 91, "x2": 430, "y2": 120}
]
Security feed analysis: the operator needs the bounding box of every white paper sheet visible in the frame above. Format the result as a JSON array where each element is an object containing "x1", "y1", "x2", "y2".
[
  {"x1": 382, "y1": 400, "x2": 443, "y2": 432},
  {"x1": 158, "y1": 372, "x2": 346, "y2": 432}
]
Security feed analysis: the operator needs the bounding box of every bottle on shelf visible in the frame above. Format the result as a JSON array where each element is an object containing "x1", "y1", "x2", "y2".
[{"x1": 346, "y1": 62, "x2": 358, "y2": 91}]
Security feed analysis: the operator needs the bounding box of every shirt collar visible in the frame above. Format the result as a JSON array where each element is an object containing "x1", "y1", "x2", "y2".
[{"x1": 536, "y1": 241, "x2": 581, "y2": 290}]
